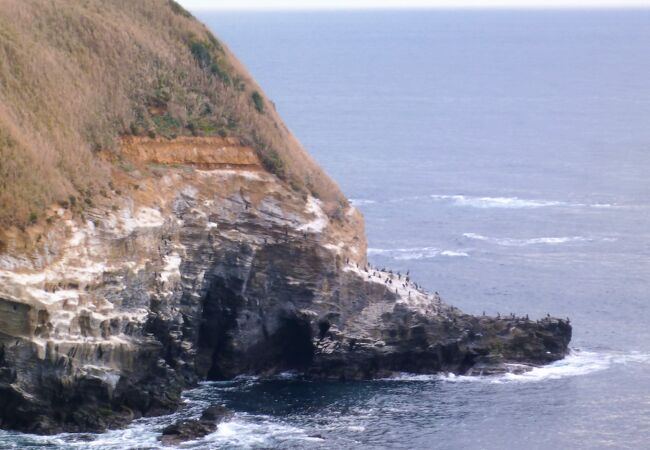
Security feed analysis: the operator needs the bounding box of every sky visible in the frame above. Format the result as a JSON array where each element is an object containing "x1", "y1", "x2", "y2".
[{"x1": 177, "y1": 0, "x2": 650, "y2": 10}]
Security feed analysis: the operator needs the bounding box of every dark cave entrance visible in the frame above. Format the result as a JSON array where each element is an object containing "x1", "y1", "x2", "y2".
[
  {"x1": 234, "y1": 313, "x2": 315, "y2": 375},
  {"x1": 197, "y1": 276, "x2": 315, "y2": 380},
  {"x1": 197, "y1": 276, "x2": 242, "y2": 380},
  {"x1": 266, "y1": 316, "x2": 315, "y2": 370}
]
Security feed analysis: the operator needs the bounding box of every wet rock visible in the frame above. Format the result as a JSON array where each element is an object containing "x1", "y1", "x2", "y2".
[
  {"x1": 159, "y1": 405, "x2": 233, "y2": 445},
  {"x1": 200, "y1": 405, "x2": 233, "y2": 422}
]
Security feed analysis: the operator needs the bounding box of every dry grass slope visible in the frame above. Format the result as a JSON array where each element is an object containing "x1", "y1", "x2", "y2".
[{"x1": 0, "y1": 0, "x2": 345, "y2": 230}]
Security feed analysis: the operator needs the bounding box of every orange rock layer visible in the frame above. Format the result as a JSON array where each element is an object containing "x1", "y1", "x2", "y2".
[{"x1": 120, "y1": 136, "x2": 261, "y2": 170}]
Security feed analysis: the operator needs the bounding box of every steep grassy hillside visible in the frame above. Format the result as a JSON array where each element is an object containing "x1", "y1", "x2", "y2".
[{"x1": 0, "y1": 0, "x2": 345, "y2": 230}]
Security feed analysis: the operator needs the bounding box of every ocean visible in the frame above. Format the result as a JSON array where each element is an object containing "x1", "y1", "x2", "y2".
[{"x1": 3, "y1": 9, "x2": 650, "y2": 449}]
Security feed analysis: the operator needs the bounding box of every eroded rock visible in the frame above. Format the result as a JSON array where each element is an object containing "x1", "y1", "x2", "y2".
[
  {"x1": 0, "y1": 139, "x2": 571, "y2": 434},
  {"x1": 159, "y1": 405, "x2": 233, "y2": 445}
]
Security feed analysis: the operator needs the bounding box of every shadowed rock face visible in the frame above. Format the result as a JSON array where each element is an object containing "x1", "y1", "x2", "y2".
[{"x1": 0, "y1": 142, "x2": 571, "y2": 434}]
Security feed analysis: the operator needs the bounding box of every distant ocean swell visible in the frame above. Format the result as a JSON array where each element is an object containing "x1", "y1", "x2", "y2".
[
  {"x1": 430, "y1": 194, "x2": 567, "y2": 208},
  {"x1": 368, "y1": 233, "x2": 615, "y2": 259},
  {"x1": 462, "y1": 233, "x2": 617, "y2": 247},
  {"x1": 368, "y1": 247, "x2": 469, "y2": 260},
  {"x1": 351, "y1": 195, "x2": 621, "y2": 209}
]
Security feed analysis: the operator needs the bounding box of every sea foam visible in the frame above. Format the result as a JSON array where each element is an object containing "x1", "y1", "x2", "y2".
[
  {"x1": 352, "y1": 194, "x2": 626, "y2": 210},
  {"x1": 368, "y1": 247, "x2": 469, "y2": 260},
  {"x1": 383, "y1": 349, "x2": 650, "y2": 385},
  {"x1": 430, "y1": 194, "x2": 566, "y2": 208},
  {"x1": 462, "y1": 233, "x2": 597, "y2": 246},
  {"x1": 349, "y1": 198, "x2": 377, "y2": 206}
]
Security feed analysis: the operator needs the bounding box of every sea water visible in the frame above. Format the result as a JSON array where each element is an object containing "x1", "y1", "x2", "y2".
[{"x1": 2, "y1": 9, "x2": 650, "y2": 449}]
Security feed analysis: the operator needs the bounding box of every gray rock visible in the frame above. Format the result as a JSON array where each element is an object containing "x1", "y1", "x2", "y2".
[
  {"x1": 159, "y1": 405, "x2": 233, "y2": 445},
  {"x1": 0, "y1": 165, "x2": 571, "y2": 434}
]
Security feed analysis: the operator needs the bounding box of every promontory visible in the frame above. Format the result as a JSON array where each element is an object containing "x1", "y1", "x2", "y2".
[{"x1": 0, "y1": 0, "x2": 571, "y2": 434}]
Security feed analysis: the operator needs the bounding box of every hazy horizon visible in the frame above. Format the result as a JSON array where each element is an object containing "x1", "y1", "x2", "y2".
[{"x1": 178, "y1": 0, "x2": 650, "y2": 10}]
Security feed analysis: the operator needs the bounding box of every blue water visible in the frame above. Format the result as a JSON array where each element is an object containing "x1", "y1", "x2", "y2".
[{"x1": 3, "y1": 9, "x2": 650, "y2": 449}]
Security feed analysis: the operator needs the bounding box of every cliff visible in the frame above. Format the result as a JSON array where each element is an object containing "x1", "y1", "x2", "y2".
[
  {"x1": 0, "y1": 0, "x2": 345, "y2": 231},
  {"x1": 0, "y1": 0, "x2": 571, "y2": 435},
  {"x1": 0, "y1": 137, "x2": 571, "y2": 434}
]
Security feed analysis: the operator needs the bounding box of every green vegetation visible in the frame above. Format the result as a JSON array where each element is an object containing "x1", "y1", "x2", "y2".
[
  {"x1": 189, "y1": 39, "x2": 230, "y2": 83},
  {"x1": 260, "y1": 149, "x2": 285, "y2": 179},
  {"x1": 190, "y1": 40, "x2": 214, "y2": 69},
  {"x1": 251, "y1": 91, "x2": 265, "y2": 113},
  {"x1": 152, "y1": 114, "x2": 182, "y2": 139},
  {"x1": 167, "y1": 0, "x2": 192, "y2": 18}
]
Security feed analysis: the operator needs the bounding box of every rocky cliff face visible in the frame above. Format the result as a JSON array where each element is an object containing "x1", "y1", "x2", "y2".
[{"x1": 0, "y1": 138, "x2": 571, "y2": 434}]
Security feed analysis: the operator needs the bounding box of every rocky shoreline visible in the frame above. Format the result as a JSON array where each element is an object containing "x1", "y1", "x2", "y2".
[
  {"x1": 0, "y1": 0, "x2": 572, "y2": 436},
  {"x1": 0, "y1": 142, "x2": 571, "y2": 434}
]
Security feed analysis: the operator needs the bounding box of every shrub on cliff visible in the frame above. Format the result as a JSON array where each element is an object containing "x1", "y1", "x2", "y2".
[
  {"x1": 261, "y1": 149, "x2": 285, "y2": 179},
  {"x1": 251, "y1": 91, "x2": 265, "y2": 113}
]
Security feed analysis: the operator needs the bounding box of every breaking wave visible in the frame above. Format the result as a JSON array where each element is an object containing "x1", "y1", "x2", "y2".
[
  {"x1": 0, "y1": 382, "x2": 317, "y2": 450},
  {"x1": 191, "y1": 416, "x2": 320, "y2": 449},
  {"x1": 368, "y1": 247, "x2": 469, "y2": 260},
  {"x1": 69, "y1": 416, "x2": 316, "y2": 449},
  {"x1": 383, "y1": 349, "x2": 650, "y2": 384},
  {"x1": 5, "y1": 351, "x2": 648, "y2": 449}
]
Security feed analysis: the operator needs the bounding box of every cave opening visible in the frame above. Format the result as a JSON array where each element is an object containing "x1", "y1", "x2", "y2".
[
  {"x1": 197, "y1": 276, "x2": 316, "y2": 379},
  {"x1": 318, "y1": 319, "x2": 331, "y2": 339},
  {"x1": 197, "y1": 276, "x2": 242, "y2": 380},
  {"x1": 269, "y1": 316, "x2": 315, "y2": 369}
]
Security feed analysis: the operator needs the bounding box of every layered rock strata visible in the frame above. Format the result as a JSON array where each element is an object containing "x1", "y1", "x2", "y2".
[{"x1": 0, "y1": 139, "x2": 571, "y2": 434}]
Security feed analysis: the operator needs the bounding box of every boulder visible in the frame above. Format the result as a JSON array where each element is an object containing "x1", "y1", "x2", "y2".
[{"x1": 159, "y1": 405, "x2": 233, "y2": 445}]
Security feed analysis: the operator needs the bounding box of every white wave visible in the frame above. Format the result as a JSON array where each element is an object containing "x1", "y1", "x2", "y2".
[
  {"x1": 200, "y1": 416, "x2": 319, "y2": 448},
  {"x1": 462, "y1": 233, "x2": 600, "y2": 247},
  {"x1": 381, "y1": 373, "x2": 440, "y2": 381},
  {"x1": 4, "y1": 413, "x2": 317, "y2": 450},
  {"x1": 368, "y1": 247, "x2": 468, "y2": 260},
  {"x1": 382, "y1": 350, "x2": 650, "y2": 385},
  {"x1": 355, "y1": 194, "x2": 631, "y2": 210},
  {"x1": 349, "y1": 198, "x2": 377, "y2": 206},
  {"x1": 199, "y1": 375, "x2": 261, "y2": 393},
  {"x1": 200, "y1": 374, "x2": 261, "y2": 386},
  {"x1": 494, "y1": 350, "x2": 650, "y2": 384},
  {"x1": 273, "y1": 371, "x2": 301, "y2": 380},
  {"x1": 431, "y1": 194, "x2": 565, "y2": 209},
  {"x1": 440, "y1": 250, "x2": 470, "y2": 257},
  {"x1": 387, "y1": 194, "x2": 431, "y2": 203}
]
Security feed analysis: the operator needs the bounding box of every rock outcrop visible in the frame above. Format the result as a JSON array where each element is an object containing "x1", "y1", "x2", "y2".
[
  {"x1": 0, "y1": 138, "x2": 571, "y2": 434},
  {"x1": 160, "y1": 405, "x2": 233, "y2": 445}
]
